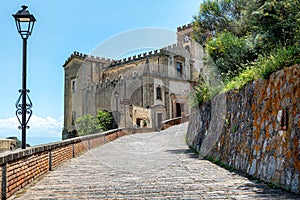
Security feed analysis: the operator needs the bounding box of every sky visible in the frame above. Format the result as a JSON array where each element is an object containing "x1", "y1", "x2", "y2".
[{"x1": 0, "y1": 0, "x2": 200, "y2": 146}]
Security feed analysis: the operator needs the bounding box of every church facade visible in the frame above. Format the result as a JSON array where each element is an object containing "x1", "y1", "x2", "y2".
[{"x1": 63, "y1": 24, "x2": 201, "y2": 139}]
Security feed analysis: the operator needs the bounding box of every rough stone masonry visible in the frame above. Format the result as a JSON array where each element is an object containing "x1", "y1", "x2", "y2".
[{"x1": 187, "y1": 64, "x2": 300, "y2": 194}]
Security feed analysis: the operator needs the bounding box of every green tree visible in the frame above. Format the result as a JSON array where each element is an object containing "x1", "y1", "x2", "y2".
[
  {"x1": 96, "y1": 110, "x2": 113, "y2": 131},
  {"x1": 75, "y1": 114, "x2": 100, "y2": 136},
  {"x1": 193, "y1": 0, "x2": 300, "y2": 79},
  {"x1": 193, "y1": 0, "x2": 246, "y2": 44},
  {"x1": 206, "y1": 32, "x2": 253, "y2": 80},
  {"x1": 242, "y1": 0, "x2": 300, "y2": 51},
  {"x1": 75, "y1": 110, "x2": 114, "y2": 136},
  {"x1": 192, "y1": 0, "x2": 300, "y2": 104}
]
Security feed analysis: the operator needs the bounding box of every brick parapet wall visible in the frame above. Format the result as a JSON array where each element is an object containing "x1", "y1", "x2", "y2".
[
  {"x1": 0, "y1": 128, "x2": 124, "y2": 199},
  {"x1": 161, "y1": 115, "x2": 190, "y2": 130},
  {"x1": 186, "y1": 64, "x2": 300, "y2": 194}
]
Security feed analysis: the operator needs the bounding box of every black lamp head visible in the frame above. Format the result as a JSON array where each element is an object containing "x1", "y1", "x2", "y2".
[{"x1": 13, "y1": 5, "x2": 36, "y2": 39}]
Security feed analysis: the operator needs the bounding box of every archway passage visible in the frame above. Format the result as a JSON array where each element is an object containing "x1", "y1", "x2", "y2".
[{"x1": 136, "y1": 118, "x2": 142, "y2": 127}]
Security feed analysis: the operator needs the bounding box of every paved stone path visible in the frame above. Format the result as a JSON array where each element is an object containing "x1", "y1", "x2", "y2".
[{"x1": 13, "y1": 123, "x2": 299, "y2": 199}]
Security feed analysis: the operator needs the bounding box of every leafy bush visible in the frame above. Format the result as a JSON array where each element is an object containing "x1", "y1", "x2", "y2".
[
  {"x1": 242, "y1": 0, "x2": 300, "y2": 50},
  {"x1": 75, "y1": 114, "x2": 101, "y2": 136},
  {"x1": 192, "y1": 74, "x2": 210, "y2": 106},
  {"x1": 255, "y1": 45, "x2": 300, "y2": 79},
  {"x1": 192, "y1": 0, "x2": 300, "y2": 105},
  {"x1": 75, "y1": 110, "x2": 114, "y2": 136},
  {"x1": 224, "y1": 66, "x2": 258, "y2": 91},
  {"x1": 193, "y1": 0, "x2": 246, "y2": 44},
  {"x1": 96, "y1": 110, "x2": 113, "y2": 131},
  {"x1": 206, "y1": 32, "x2": 254, "y2": 80},
  {"x1": 225, "y1": 45, "x2": 300, "y2": 91}
]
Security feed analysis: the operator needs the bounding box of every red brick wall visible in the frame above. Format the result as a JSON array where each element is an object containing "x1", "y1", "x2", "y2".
[
  {"x1": 90, "y1": 136, "x2": 105, "y2": 149},
  {"x1": 51, "y1": 145, "x2": 73, "y2": 169},
  {"x1": 105, "y1": 132, "x2": 117, "y2": 142},
  {"x1": 74, "y1": 141, "x2": 89, "y2": 157},
  {"x1": 6, "y1": 151, "x2": 49, "y2": 198},
  {"x1": 0, "y1": 128, "x2": 125, "y2": 199}
]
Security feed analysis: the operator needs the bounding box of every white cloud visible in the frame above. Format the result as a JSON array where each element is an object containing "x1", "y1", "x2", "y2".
[
  {"x1": 0, "y1": 116, "x2": 19, "y2": 129},
  {"x1": 0, "y1": 115, "x2": 63, "y2": 143},
  {"x1": 0, "y1": 115, "x2": 63, "y2": 130},
  {"x1": 28, "y1": 115, "x2": 63, "y2": 129}
]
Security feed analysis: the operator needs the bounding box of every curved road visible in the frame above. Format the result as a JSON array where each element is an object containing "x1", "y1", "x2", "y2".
[{"x1": 13, "y1": 123, "x2": 299, "y2": 199}]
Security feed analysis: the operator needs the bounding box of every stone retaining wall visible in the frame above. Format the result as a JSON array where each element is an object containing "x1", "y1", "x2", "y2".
[
  {"x1": 0, "y1": 129, "x2": 125, "y2": 199},
  {"x1": 186, "y1": 64, "x2": 300, "y2": 194}
]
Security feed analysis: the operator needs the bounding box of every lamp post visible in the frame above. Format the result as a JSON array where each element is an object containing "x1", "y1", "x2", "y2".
[
  {"x1": 114, "y1": 90, "x2": 120, "y2": 127},
  {"x1": 13, "y1": 5, "x2": 36, "y2": 149}
]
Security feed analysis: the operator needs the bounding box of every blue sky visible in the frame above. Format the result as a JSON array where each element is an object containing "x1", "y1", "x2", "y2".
[{"x1": 0, "y1": 0, "x2": 200, "y2": 145}]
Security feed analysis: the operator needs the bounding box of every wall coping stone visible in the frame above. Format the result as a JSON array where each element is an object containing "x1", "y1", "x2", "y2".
[
  {"x1": 161, "y1": 114, "x2": 190, "y2": 124},
  {"x1": 0, "y1": 128, "x2": 122, "y2": 166}
]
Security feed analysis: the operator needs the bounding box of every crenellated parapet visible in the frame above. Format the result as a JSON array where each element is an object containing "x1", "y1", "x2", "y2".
[
  {"x1": 63, "y1": 51, "x2": 88, "y2": 67},
  {"x1": 161, "y1": 43, "x2": 190, "y2": 57},
  {"x1": 177, "y1": 23, "x2": 193, "y2": 32},
  {"x1": 63, "y1": 51, "x2": 115, "y2": 67},
  {"x1": 86, "y1": 55, "x2": 114, "y2": 63},
  {"x1": 162, "y1": 43, "x2": 181, "y2": 51},
  {"x1": 108, "y1": 49, "x2": 161, "y2": 68}
]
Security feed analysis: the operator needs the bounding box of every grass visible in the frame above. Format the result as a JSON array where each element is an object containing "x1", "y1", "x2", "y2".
[
  {"x1": 224, "y1": 45, "x2": 300, "y2": 91},
  {"x1": 205, "y1": 156, "x2": 236, "y2": 171}
]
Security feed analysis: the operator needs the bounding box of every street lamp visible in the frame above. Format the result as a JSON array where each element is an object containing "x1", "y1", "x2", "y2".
[
  {"x1": 114, "y1": 90, "x2": 120, "y2": 126},
  {"x1": 13, "y1": 5, "x2": 36, "y2": 149}
]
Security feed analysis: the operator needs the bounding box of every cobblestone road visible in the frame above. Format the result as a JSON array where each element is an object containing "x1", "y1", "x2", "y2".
[{"x1": 13, "y1": 123, "x2": 299, "y2": 199}]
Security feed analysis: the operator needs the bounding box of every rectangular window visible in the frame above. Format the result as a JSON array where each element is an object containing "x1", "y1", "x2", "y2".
[
  {"x1": 176, "y1": 62, "x2": 183, "y2": 77},
  {"x1": 71, "y1": 79, "x2": 76, "y2": 93},
  {"x1": 280, "y1": 109, "x2": 288, "y2": 131},
  {"x1": 156, "y1": 87, "x2": 162, "y2": 100}
]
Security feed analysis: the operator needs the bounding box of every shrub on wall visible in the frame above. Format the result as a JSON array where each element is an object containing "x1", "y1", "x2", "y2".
[
  {"x1": 206, "y1": 32, "x2": 253, "y2": 80},
  {"x1": 75, "y1": 114, "x2": 101, "y2": 136},
  {"x1": 191, "y1": 74, "x2": 210, "y2": 106},
  {"x1": 75, "y1": 110, "x2": 114, "y2": 136},
  {"x1": 225, "y1": 45, "x2": 300, "y2": 91},
  {"x1": 96, "y1": 110, "x2": 113, "y2": 131},
  {"x1": 192, "y1": 0, "x2": 300, "y2": 104}
]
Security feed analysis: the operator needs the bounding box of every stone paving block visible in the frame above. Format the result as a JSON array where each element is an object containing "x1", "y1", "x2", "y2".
[{"x1": 10, "y1": 123, "x2": 300, "y2": 199}]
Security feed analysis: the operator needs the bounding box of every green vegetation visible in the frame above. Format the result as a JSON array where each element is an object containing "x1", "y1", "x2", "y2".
[
  {"x1": 225, "y1": 46, "x2": 300, "y2": 90},
  {"x1": 96, "y1": 110, "x2": 113, "y2": 131},
  {"x1": 75, "y1": 110, "x2": 114, "y2": 136},
  {"x1": 207, "y1": 32, "x2": 254, "y2": 80},
  {"x1": 205, "y1": 156, "x2": 236, "y2": 171},
  {"x1": 192, "y1": 0, "x2": 300, "y2": 103},
  {"x1": 192, "y1": 74, "x2": 210, "y2": 105}
]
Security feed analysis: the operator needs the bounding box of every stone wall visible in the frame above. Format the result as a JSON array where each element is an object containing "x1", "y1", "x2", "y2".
[
  {"x1": 186, "y1": 64, "x2": 300, "y2": 194},
  {"x1": 0, "y1": 129, "x2": 125, "y2": 199}
]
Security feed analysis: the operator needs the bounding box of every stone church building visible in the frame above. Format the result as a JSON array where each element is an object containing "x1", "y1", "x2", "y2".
[{"x1": 63, "y1": 24, "x2": 201, "y2": 138}]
